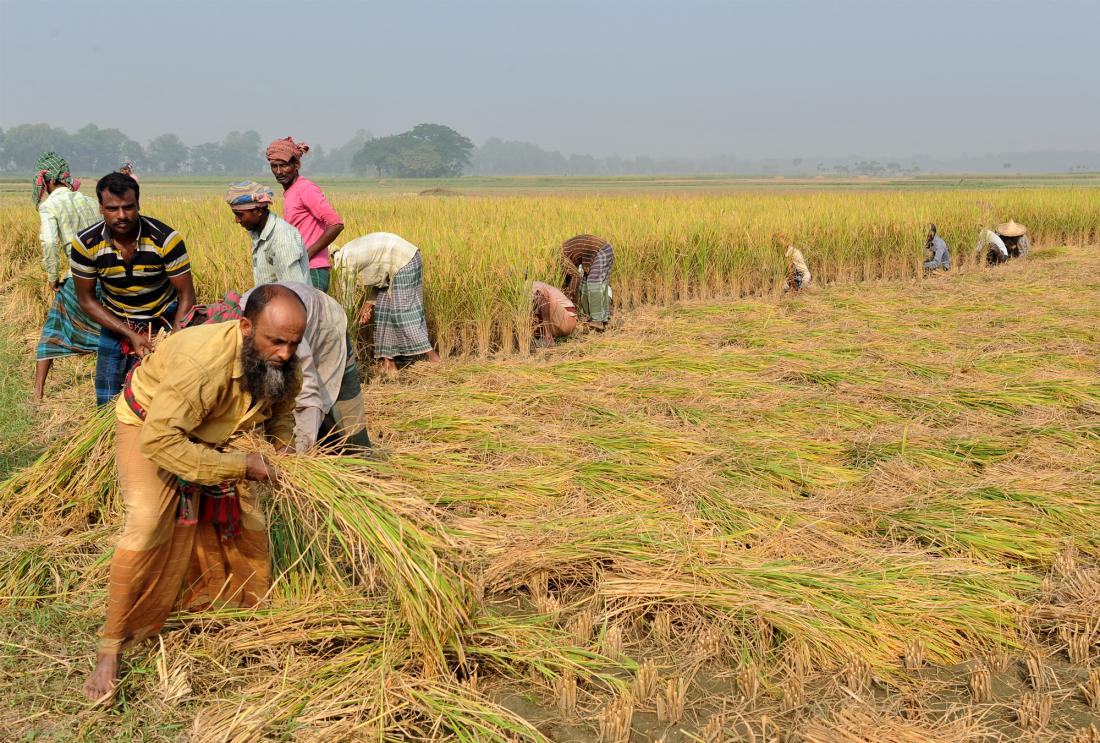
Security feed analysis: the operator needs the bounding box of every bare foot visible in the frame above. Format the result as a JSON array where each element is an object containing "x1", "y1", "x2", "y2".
[
  {"x1": 83, "y1": 652, "x2": 120, "y2": 703},
  {"x1": 378, "y1": 358, "x2": 398, "y2": 375},
  {"x1": 424, "y1": 350, "x2": 442, "y2": 363}
]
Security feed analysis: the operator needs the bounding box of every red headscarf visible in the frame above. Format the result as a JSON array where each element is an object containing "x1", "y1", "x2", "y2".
[{"x1": 266, "y1": 136, "x2": 310, "y2": 163}]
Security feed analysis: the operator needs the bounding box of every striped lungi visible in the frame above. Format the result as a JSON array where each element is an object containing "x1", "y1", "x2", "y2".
[
  {"x1": 35, "y1": 278, "x2": 102, "y2": 361},
  {"x1": 373, "y1": 251, "x2": 432, "y2": 359}
]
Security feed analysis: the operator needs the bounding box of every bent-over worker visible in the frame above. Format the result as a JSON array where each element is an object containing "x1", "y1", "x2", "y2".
[
  {"x1": 83, "y1": 284, "x2": 306, "y2": 702},
  {"x1": 532, "y1": 280, "x2": 578, "y2": 348},
  {"x1": 241, "y1": 282, "x2": 370, "y2": 452},
  {"x1": 333, "y1": 232, "x2": 441, "y2": 374},
  {"x1": 924, "y1": 224, "x2": 951, "y2": 271},
  {"x1": 560, "y1": 234, "x2": 614, "y2": 330}
]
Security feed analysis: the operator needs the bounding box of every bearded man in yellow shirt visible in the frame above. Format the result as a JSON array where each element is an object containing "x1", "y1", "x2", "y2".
[{"x1": 83, "y1": 284, "x2": 306, "y2": 702}]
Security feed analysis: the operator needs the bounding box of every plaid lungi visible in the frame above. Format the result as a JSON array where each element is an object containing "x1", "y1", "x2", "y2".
[
  {"x1": 580, "y1": 243, "x2": 614, "y2": 323},
  {"x1": 373, "y1": 251, "x2": 432, "y2": 359},
  {"x1": 35, "y1": 279, "x2": 102, "y2": 360}
]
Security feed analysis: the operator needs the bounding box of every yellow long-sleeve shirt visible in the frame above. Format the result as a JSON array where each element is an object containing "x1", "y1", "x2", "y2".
[{"x1": 115, "y1": 320, "x2": 298, "y2": 484}]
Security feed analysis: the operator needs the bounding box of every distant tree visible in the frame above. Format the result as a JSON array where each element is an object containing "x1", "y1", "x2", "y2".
[
  {"x1": 220, "y1": 130, "x2": 265, "y2": 175},
  {"x1": 792, "y1": 158, "x2": 804, "y2": 168},
  {"x1": 352, "y1": 124, "x2": 473, "y2": 178},
  {"x1": 1002, "y1": 162, "x2": 1012, "y2": 169},
  {"x1": 189, "y1": 142, "x2": 224, "y2": 175},
  {"x1": 70, "y1": 124, "x2": 144, "y2": 172},
  {"x1": 352, "y1": 135, "x2": 405, "y2": 177},
  {"x1": 402, "y1": 124, "x2": 473, "y2": 176},
  {"x1": 146, "y1": 133, "x2": 189, "y2": 173},
  {"x1": 470, "y1": 138, "x2": 568, "y2": 175},
  {"x1": 1, "y1": 122, "x2": 71, "y2": 170},
  {"x1": 318, "y1": 129, "x2": 373, "y2": 173}
]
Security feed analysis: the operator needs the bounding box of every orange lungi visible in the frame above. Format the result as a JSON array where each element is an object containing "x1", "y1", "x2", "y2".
[{"x1": 97, "y1": 422, "x2": 270, "y2": 654}]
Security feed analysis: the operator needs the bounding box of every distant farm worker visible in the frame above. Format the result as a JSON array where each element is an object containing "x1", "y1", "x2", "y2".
[
  {"x1": 532, "y1": 280, "x2": 578, "y2": 348},
  {"x1": 332, "y1": 232, "x2": 442, "y2": 374},
  {"x1": 70, "y1": 173, "x2": 196, "y2": 405},
  {"x1": 225, "y1": 181, "x2": 310, "y2": 287},
  {"x1": 31, "y1": 152, "x2": 102, "y2": 400},
  {"x1": 266, "y1": 137, "x2": 344, "y2": 292},
  {"x1": 976, "y1": 226, "x2": 1010, "y2": 265},
  {"x1": 560, "y1": 234, "x2": 614, "y2": 330},
  {"x1": 117, "y1": 161, "x2": 139, "y2": 183},
  {"x1": 923, "y1": 223, "x2": 951, "y2": 272},
  {"x1": 241, "y1": 282, "x2": 370, "y2": 452},
  {"x1": 82, "y1": 284, "x2": 305, "y2": 703},
  {"x1": 774, "y1": 232, "x2": 812, "y2": 291},
  {"x1": 995, "y1": 220, "x2": 1030, "y2": 259}
]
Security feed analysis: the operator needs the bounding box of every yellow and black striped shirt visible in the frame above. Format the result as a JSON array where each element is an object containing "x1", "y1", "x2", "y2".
[{"x1": 70, "y1": 216, "x2": 191, "y2": 320}]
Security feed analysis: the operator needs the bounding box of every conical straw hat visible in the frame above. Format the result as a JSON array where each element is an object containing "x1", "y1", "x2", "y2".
[{"x1": 995, "y1": 220, "x2": 1027, "y2": 237}]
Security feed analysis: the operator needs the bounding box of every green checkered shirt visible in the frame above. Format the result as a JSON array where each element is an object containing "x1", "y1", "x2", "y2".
[
  {"x1": 250, "y1": 212, "x2": 310, "y2": 286},
  {"x1": 38, "y1": 188, "x2": 101, "y2": 283}
]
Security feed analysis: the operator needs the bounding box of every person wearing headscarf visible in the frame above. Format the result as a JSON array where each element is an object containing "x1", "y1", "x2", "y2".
[
  {"x1": 774, "y1": 232, "x2": 812, "y2": 291},
  {"x1": 560, "y1": 234, "x2": 614, "y2": 330},
  {"x1": 266, "y1": 137, "x2": 344, "y2": 292},
  {"x1": 532, "y1": 281, "x2": 578, "y2": 348},
  {"x1": 332, "y1": 232, "x2": 442, "y2": 374},
  {"x1": 225, "y1": 181, "x2": 310, "y2": 287},
  {"x1": 923, "y1": 224, "x2": 951, "y2": 272},
  {"x1": 32, "y1": 152, "x2": 103, "y2": 399}
]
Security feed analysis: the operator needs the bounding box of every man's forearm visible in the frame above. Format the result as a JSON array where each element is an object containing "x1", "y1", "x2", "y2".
[{"x1": 307, "y1": 223, "x2": 344, "y2": 258}]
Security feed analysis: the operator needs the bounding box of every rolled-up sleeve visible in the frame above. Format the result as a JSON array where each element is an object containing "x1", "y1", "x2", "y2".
[
  {"x1": 139, "y1": 358, "x2": 248, "y2": 484},
  {"x1": 302, "y1": 181, "x2": 343, "y2": 229}
]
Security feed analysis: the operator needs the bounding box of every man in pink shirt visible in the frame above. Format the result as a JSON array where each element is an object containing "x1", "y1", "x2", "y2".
[{"x1": 266, "y1": 137, "x2": 344, "y2": 292}]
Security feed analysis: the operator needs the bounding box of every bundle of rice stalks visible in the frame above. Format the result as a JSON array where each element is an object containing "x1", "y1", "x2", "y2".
[
  {"x1": 0, "y1": 405, "x2": 117, "y2": 529},
  {"x1": 271, "y1": 452, "x2": 472, "y2": 672},
  {"x1": 0, "y1": 525, "x2": 113, "y2": 606}
]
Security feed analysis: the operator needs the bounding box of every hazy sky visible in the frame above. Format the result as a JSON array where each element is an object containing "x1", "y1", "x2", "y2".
[{"x1": 1, "y1": 0, "x2": 1097, "y2": 159}]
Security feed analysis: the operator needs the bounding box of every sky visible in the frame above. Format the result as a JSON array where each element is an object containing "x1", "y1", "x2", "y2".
[{"x1": 1, "y1": 0, "x2": 1097, "y2": 160}]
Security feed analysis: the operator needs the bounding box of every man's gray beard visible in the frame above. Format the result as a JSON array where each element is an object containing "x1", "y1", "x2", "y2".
[{"x1": 241, "y1": 333, "x2": 297, "y2": 407}]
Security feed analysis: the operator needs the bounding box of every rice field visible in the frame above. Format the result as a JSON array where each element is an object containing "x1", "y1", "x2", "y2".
[
  {"x1": 0, "y1": 184, "x2": 1096, "y2": 357},
  {"x1": 0, "y1": 184, "x2": 1098, "y2": 741}
]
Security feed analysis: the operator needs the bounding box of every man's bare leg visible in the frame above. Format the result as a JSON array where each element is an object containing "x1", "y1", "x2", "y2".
[
  {"x1": 378, "y1": 358, "x2": 398, "y2": 374},
  {"x1": 33, "y1": 359, "x2": 52, "y2": 400},
  {"x1": 424, "y1": 350, "x2": 441, "y2": 362},
  {"x1": 83, "y1": 651, "x2": 120, "y2": 701}
]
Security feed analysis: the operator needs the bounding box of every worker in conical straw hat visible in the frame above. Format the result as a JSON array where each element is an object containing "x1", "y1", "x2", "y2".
[{"x1": 994, "y1": 219, "x2": 1030, "y2": 259}]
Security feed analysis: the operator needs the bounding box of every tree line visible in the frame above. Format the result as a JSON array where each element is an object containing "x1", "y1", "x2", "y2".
[{"x1": 0, "y1": 122, "x2": 474, "y2": 177}]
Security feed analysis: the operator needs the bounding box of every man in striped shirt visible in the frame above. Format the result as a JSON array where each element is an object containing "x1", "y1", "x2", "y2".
[
  {"x1": 71, "y1": 173, "x2": 196, "y2": 405},
  {"x1": 224, "y1": 181, "x2": 310, "y2": 286}
]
